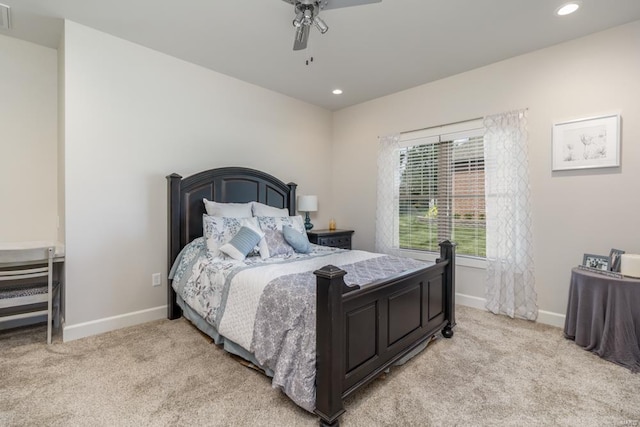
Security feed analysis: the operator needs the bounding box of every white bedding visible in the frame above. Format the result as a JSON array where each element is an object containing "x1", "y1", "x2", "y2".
[{"x1": 218, "y1": 250, "x2": 384, "y2": 350}]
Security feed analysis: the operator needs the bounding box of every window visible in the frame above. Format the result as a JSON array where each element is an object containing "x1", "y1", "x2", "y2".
[{"x1": 389, "y1": 120, "x2": 486, "y2": 258}]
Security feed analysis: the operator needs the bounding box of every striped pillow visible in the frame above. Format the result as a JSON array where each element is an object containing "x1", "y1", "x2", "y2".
[{"x1": 219, "y1": 226, "x2": 263, "y2": 261}]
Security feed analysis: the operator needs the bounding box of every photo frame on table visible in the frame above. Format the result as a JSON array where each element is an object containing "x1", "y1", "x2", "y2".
[
  {"x1": 552, "y1": 114, "x2": 620, "y2": 171},
  {"x1": 609, "y1": 248, "x2": 625, "y2": 272},
  {"x1": 582, "y1": 254, "x2": 609, "y2": 271}
]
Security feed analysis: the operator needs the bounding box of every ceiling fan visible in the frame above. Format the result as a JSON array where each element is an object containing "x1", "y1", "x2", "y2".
[{"x1": 282, "y1": 0, "x2": 382, "y2": 50}]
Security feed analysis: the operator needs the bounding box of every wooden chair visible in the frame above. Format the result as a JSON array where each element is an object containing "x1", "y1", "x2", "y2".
[{"x1": 0, "y1": 247, "x2": 58, "y2": 344}]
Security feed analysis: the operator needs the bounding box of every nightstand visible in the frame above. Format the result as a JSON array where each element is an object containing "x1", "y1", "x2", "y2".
[{"x1": 307, "y1": 229, "x2": 354, "y2": 250}]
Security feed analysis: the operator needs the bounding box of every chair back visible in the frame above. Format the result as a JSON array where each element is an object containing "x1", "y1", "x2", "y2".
[
  {"x1": 0, "y1": 247, "x2": 55, "y2": 344},
  {"x1": 0, "y1": 247, "x2": 54, "y2": 281},
  {"x1": 0, "y1": 247, "x2": 54, "y2": 264}
]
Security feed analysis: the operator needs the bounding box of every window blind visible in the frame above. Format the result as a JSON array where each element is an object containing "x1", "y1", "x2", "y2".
[{"x1": 396, "y1": 126, "x2": 486, "y2": 257}]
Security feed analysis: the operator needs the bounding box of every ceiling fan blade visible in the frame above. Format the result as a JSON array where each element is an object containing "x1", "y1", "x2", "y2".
[
  {"x1": 280, "y1": 0, "x2": 382, "y2": 10},
  {"x1": 293, "y1": 25, "x2": 310, "y2": 50},
  {"x1": 321, "y1": 0, "x2": 382, "y2": 10}
]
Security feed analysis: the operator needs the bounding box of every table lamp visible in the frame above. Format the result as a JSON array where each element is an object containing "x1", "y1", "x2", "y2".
[{"x1": 298, "y1": 195, "x2": 318, "y2": 230}]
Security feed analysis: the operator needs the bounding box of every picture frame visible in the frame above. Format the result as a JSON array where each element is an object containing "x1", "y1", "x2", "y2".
[
  {"x1": 609, "y1": 248, "x2": 625, "y2": 272},
  {"x1": 552, "y1": 114, "x2": 620, "y2": 171},
  {"x1": 577, "y1": 264, "x2": 623, "y2": 279},
  {"x1": 582, "y1": 254, "x2": 609, "y2": 271}
]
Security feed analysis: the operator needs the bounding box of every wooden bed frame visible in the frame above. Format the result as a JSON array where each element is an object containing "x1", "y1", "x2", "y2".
[{"x1": 167, "y1": 167, "x2": 456, "y2": 426}]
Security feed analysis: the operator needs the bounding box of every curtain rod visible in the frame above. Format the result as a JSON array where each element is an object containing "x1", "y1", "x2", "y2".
[
  {"x1": 399, "y1": 116, "x2": 484, "y2": 136},
  {"x1": 385, "y1": 108, "x2": 529, "y2": 138}
]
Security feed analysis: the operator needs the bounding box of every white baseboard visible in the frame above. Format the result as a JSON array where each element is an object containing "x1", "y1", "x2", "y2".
[
  {"x1": 62, "y1": 305, "x2": 167, "y2": 342},
  {"x1": 536, "y1": 309, "x2": 566, "y2": 328},
  {"x1": 455, "y1": 293, "x2": 487, "y2": 310},
  {"x1": 59, "y1": 294, "x2": 565, "y2": 342},
  {"x1": 455, "y1": 292, "x2": 565, "y2": 328}
]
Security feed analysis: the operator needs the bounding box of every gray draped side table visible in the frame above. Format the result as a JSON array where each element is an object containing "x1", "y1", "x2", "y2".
[{"x1": 564, "y1": 267, "x2": 640, "y2": 372}]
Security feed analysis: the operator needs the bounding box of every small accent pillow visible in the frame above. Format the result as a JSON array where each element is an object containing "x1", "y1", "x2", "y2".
[
  {"x1": 203, "y1": 199, "x2": 252, "y2": 218},
  {"x1": 203, "y1": 215, "x2": 268, "y2": 258},
  {"x1": 251, "y1": 202, "x2": 289, "y2": 217},
  {"x1": 282, "y1": 225, "x2": 310, "y2": 254},
  {"x1": 263, "y1": 229, "x2": 294, "y2": 257},
  {"x1": 219, "y1": 226, "x2": 264, "y2": 261}
]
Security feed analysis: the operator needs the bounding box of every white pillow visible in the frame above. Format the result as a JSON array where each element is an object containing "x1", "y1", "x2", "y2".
[
  {"x1": 203, "y1": 215, "x2": 269, "y2": 259},
  {"x1": 203, "y1": 199, "x2": 252, "y2": 218},
  {"x1": 251, "y1": 202, "x2": 289, "y2": 217}
]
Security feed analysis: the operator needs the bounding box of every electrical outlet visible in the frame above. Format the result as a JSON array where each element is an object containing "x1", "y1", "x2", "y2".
[{"x1": 152, "y1": 273, "x2": 162, "y2": 287}]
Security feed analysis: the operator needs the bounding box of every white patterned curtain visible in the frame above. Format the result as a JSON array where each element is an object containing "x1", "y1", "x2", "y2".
[
  {"x1": 376, "y1": 134, "x2": 403, "y2": 256},
  {"x1": 484, "y1": 110, "x2": 538, "y2": 321}
]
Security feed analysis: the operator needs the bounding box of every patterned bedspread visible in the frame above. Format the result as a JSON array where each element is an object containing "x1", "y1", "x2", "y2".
[{"x1": 169, "y1": 238, "x2": 429, "y2": 412}]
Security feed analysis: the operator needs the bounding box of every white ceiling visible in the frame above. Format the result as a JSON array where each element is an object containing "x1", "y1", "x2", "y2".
[{"x1": 2, "y1": 0, "x2": 640, "y2": 111}]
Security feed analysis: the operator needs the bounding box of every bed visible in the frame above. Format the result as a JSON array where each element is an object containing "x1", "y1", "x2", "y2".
[{"x1": 166, "y1": 167, "x2": 456, "y2": 426}]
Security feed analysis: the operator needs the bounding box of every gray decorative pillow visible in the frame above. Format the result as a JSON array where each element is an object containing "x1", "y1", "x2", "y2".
[
  {"x1": 282, "y1": 225, "x2": 310, "y2": 254},
  {"x1": 203, "y1": 215, "x2": 268, "y2": 258},
  {"x1": 219, "y1": 226, "x2": 263, "y2": 261},
  {"x1": 263, "y1": 229, "x2": 294, "y2": 257},
  {"x1": 256, "y1": 215, "x2": 306, "y2": 233}
]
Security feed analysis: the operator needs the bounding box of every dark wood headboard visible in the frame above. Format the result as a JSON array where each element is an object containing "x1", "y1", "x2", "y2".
[{"x1": 166, "y1": 167, "x2": 297, "y2": 319}]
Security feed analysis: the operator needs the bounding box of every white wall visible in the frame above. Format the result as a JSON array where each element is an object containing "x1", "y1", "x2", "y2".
[
  {"x1": 0, "y1": 35, "x2": 58, "y2": 242},
  {"x1": 331, "y1": 21, "x2": 640, "y2": 323},
  {"x1": 58, "y1": 28, "x2": 66, "y2": 245},
  {"x1": 62, "y1": 21, "x2": 333, "y2": 339}
]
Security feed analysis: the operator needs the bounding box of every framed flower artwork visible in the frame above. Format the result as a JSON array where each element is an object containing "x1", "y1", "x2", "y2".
[{"x1": 552, "y1": 114, "x2": 620, "y2": 171}]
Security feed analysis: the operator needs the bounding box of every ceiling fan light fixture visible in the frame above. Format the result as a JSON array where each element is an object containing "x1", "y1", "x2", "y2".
[
  {"x1": 293, "y1": 11, "x2": 304, "y2": 27},
  {"x1": 285, "y1": 0, "x2": 382, "y2": 51},
  {"x1": 313, "y1": 15, "x2": 329, "y2": 34},
  {"x1": 303, "y1": 7, "x2": 313, "y2": 25}
]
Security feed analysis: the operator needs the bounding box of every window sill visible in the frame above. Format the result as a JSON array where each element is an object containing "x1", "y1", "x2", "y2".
[{"x1": 399, "y1": 249, "x2": 487, "y2": 269}]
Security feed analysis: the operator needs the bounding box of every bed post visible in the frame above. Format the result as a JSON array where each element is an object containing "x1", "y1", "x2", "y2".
[
  {"x1": 167, "y1": 173, "x2": 183, "y2": 320},
  {"x1": 287, "y1": 182, "x2": 297, "y2": 216},
  {"x1": 314, "y1": 265, "x2": 350, "y2": 427},
  {"x1": 438, "y1": 240, "x2": 456, "y2": 338}
]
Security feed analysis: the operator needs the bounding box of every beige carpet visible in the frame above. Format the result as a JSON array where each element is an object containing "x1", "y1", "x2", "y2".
[{"x1": 1, "y1": 305, "x2": 638, "y2": 426}]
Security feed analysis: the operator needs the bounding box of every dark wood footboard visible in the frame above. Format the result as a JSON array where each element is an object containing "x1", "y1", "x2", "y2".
[{"x1": 314, "y1": 241, "x2": 456, "y2": 426}]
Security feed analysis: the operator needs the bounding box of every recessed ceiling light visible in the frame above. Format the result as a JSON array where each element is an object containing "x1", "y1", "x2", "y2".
[
  {"x1": 556, "y1": 2, "x2": 580, "y2": 16},
  {"x1": 332, "y1": 89, "x2": 343, "y2": 95}
]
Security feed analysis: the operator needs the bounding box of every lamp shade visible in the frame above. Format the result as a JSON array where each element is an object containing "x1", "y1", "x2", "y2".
[{"x1": 298, "y1": 195, "x2": 318, "y2": 212}]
